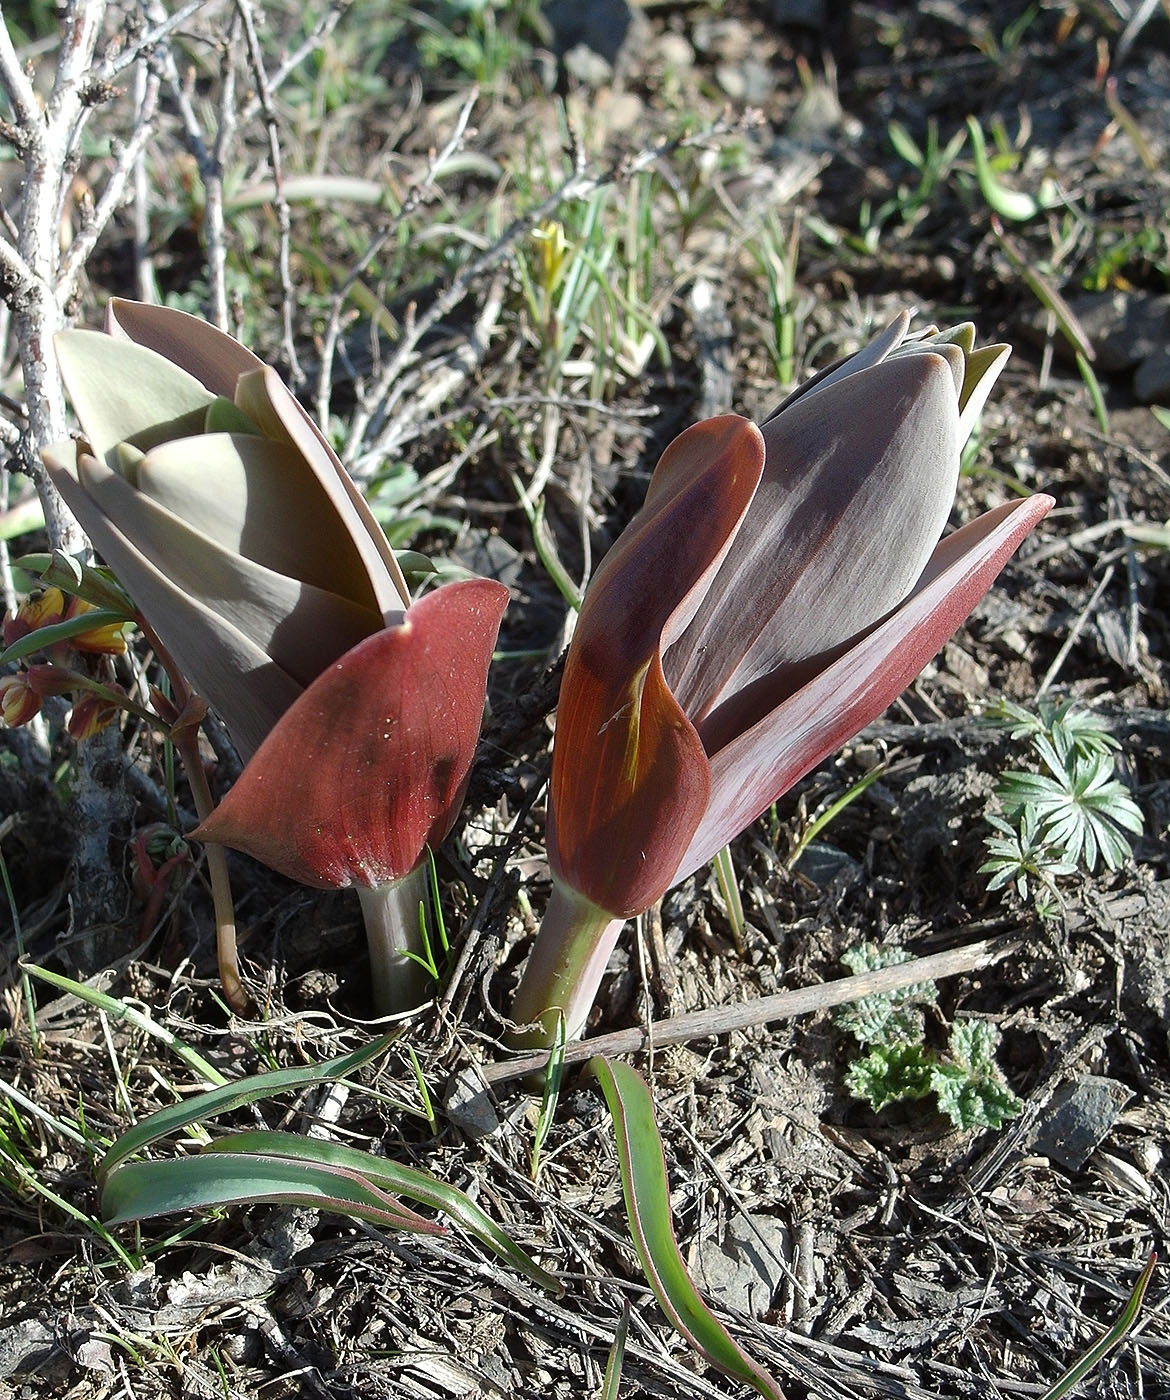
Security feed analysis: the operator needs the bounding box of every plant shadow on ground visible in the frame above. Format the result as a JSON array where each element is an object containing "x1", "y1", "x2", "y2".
[{"x1": 1, "y1": 1, "x2": 1169, "y2": 1397}]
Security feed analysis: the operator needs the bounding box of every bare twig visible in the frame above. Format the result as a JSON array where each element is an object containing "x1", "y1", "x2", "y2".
[
  {"x1": 482, "y1": 934, "x2": 1020, "y2": 1085},
  {"x1": 234, "y1": 0, "x2": 300, "y2": 380}
]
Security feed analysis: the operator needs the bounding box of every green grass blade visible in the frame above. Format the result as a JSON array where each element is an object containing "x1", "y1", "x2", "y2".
[
  {"x1": 589, "y1": 1057, "x2": 784, "y2": 1400},
  {"x1": 712, "y1": 845, "x2": 746, "y2": 944},
  {"x1": 102, "y1": 1153, "x2": 442, "y2": 1233},
  {"x1": 1037, "y1": 1253, "x2": 1156, "y2": 1400},
  {"x1": 531, "y1": 1010, "x2": 566, "y2": 1183},
  {"x1": 598, "y1": 1300, "x2": 630, "y2": 1400},
  {"x1": 97, "y1": 1037, "x2": 393, "y2": 1185},
  {"x1": 207, "y1": 1130, "x2": 563, "y2": 1295},
  {"x1": 0, "y1": 609, "x2": 132, "y2": 665},
  {"x1": 788, "y1": 763, "x2": 887, "y2": 869},
  {"x1": 23, "y1": 964, "x2": 226, "y2": 1088}
]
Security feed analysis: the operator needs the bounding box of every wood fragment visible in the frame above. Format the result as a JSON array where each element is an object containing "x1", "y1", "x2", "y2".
[{"x1": 484, "y1": 935, "x2": 1020, "y2": 1085}]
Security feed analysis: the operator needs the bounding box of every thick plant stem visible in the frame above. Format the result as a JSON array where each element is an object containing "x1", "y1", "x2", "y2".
[
  {"x1": 357, "y1": 863, "x2": 434, "y2": 1016},
  {"x1": 508, "y1": 879, "x2": 626, "y2": 1047}
]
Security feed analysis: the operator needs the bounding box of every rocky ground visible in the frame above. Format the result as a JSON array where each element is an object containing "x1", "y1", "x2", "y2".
[{"x1": 1, "y1": 1, "x2": 1169, "y2": 1397}]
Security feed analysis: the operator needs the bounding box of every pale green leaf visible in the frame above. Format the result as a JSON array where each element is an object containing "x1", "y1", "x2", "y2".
[
  {"x1": 97, "y1": 1037, "x2": 393, "y2": 1185},
  {"x1": 589, "y1": 1057, "x2": 784, "y2": 1400},
  {"x1": 102, "y1": 1152, "x2": 441, "y2": 1233},
  {"x1": 207, "y1": 1130, "x2": 563, "y2": 1296},
  {"x1": 55, "y1": 330, "x2": 214, "y2": 468}
]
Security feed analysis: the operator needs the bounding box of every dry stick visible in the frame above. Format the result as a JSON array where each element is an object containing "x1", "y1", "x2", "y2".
[
  {"x1": 481, "y1": 934, "x2": 1019, "y2": 1085},
  {"x1": 1036, "y1": 564, "x2": 1113, "y2": 698},
  {"x1": 234, "y1": 0, "x2": 300, "y2": 382},
  {"x1": 344, "y1": 112, "x2": 752, "y2": 467},
  {"x1": 140, "y1": 620, "x2": 246, "y2": 1013},
  {"x1": 322, "y1": 90, "x2": 481, "y2": 448},
  {"x1": 205, "y1": 24, "x2": 238, "y2": 331}
]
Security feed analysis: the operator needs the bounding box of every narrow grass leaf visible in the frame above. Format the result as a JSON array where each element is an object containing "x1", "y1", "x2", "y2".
[
  {"x1": 712, "y1": 845, "x2": 746, "y2": 945},
  {"x1": 97, "y1": 1036, "x2": 393, "y2": 1185},
  {"x1": 0, "y1": 609, "x2": 132, "y2": 666},
  {"x1": 531, "y1": 1011, "x2": 567, "y2": 1183},
  {"x1": 598, "y1": 1300, "x2": 630, "y2": 1400},
  {"x1": 207, "y1": 1130, "x2": 563, "y2": 1295},
  {"x1": 1037, "y1": 1252, "x2": 1156, "y2": 1400},
  {"x1": 589, "y1": 1057, "x2": 784, "y2": 1400},
  {"x1": 23, "y1": 964, "x2": 226, "y2": 1088},
  {"x1": 787, "y1": 763, "x2": 887, "y2": 870},
  {"x1": 102, "y1": 1153, "x2": 442, "y2": 1233}
]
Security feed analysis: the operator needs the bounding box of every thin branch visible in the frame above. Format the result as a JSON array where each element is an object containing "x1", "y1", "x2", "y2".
[
  {"x1": 97, "y1": 0, "x2": 210, "y2": 82},
  {"x1": 343, "y1": 114, "x2": 749, "y2": 469},
  {"x1": 0, "y1": 20, "x2": 43, "y2": 134},
  {"x1": 234, "y1": 0, "x2": 300, "y2": 380},
  {"x1": 57, "y1": 69, "x2": 162, "y2": 293},
  {"x1": 0, "y1": 234, "x2": 36, "y2": 289},
  {"x1": 482, "y1": 934, "x2": 1021, "y2": 1085},
  {"x1": 240, "y1": 0, "x2": 350, "y2": 117},
  {"x1": 320, "y1": 89, "x2": 480, "y2": 445},
  {"x1": 204, "y1": 20, "x2": 238, "y2": 329}
]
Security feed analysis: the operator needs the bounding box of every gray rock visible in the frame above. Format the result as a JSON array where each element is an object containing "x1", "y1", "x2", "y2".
[
  {"x1": 445, "y1": 1065, "x2": 500, "y2": 1139},
  {"x1": 1031, "y1": 1076, "x2": 1134, "y2": 1171},
  {"x1": 1134, "y1": 345, "x2": 1170, "y2": 405},
  {"x1": 765, "y1": 0, "x2": 826, "y2": 25},
  {"x1": 1065, "y1": 292, "x2": 1170, "y2": 374},
  {"x1": 716, "y1": 58, "x2": 776, "y2": 105},
  {"x1": 696, "y1": 1215, "x2": 790, "y2": 1316},
  {"x1": 562, "y1": 42, "x2": 614, "y2": 88},
  {"x1": 542, "y1": 0, "x2": 648, "y2": 78},
  {"x1": 0, "y1": 1317, "x2": 55, "y2": 1379},
  {"x1": 691, "y1": 17, "x2": 753, "y2": 62},
  {"x1": 655, "y1": 33, "x2": 695, "y2": 72},
  {"x1": 793, "y1": 841, "x2": 863, "y2": 890}
]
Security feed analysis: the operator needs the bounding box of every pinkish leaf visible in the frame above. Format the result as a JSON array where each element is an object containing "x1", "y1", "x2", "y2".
[
  {"x1": 548, "y1": 417, "x2": 763, "y2": 916},
  {"x1": 678, "y1": 493, "x2": 1055, "y2": 879},
  {"x1": 193, "y1": 579, "x2": 509, "y2": 888},
  {"x1": 667, "y1": 353, "x2": 964, "y2": 744},
  {"x1": 105, "y1": 298, "x2": 266, "y2": 399}
]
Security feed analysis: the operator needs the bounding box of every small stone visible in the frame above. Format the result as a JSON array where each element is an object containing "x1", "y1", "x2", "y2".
[
  {"x1": 716, "y1": 58, "x2": 775, "y2": 105},
  {"x1": 793, "y1": 841, "x2": 862, "y2": 890},
  {"x1": 562, "y1": 43, "x2": 613, "y2": 88},
  {"x1": 691, "y1": 17, "x2": 752, "y2": 61},
  {"x1": 542, "y1": 0, "x2": 648, "y2": 78},
  {"x1": 765, "y1": 0, "x2": 826, "y2": 25},
  {"x1": 445, "y1": 1066, "x2": 500, "y2": 1139},
  {"x1": 696, "y1": 1215, "x2": 791, "y2": 1316},
  {"x1": 1134, "y1": 346, "x2": 1170, "y2": 405},
  {"x1": 1031, "y1": 1076, "x2": 1133, "y2": 1171},
  {"x1": 656, "y1": 33, "x2": 694, "y2": 71},
  {"x1": 1066, "y1": 292, "x2": 1170, "y2": 373}
]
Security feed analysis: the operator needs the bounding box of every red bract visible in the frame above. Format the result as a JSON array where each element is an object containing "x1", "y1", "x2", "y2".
[
  {"x1": 511, "y1": 313, "x2": 1054, "y2": 1043},
  {"x1": 194, "y1": 581, "x2": 507, "y2": 889}
]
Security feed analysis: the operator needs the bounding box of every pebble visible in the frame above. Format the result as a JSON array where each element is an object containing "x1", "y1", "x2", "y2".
[
  {"x1": 696, "y1": 1214, "x2": 791, "y2": 1316},
  {"x1": 1030, "y1": 1075, "x2": 1133, "y2": 1171}
]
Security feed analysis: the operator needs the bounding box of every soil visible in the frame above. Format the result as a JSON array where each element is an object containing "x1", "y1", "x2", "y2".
[{"x1": 2, "y1": 2, "x2": 1169, "y2": 1398}]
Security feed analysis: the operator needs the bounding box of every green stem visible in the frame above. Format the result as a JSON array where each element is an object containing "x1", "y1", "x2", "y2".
[
  {"x1": 357, "y1": 862, "x2": 434, "y2": 1016},
  {"x1": 509, "y1": 879, "x2": 626, "y2": 1047}
]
